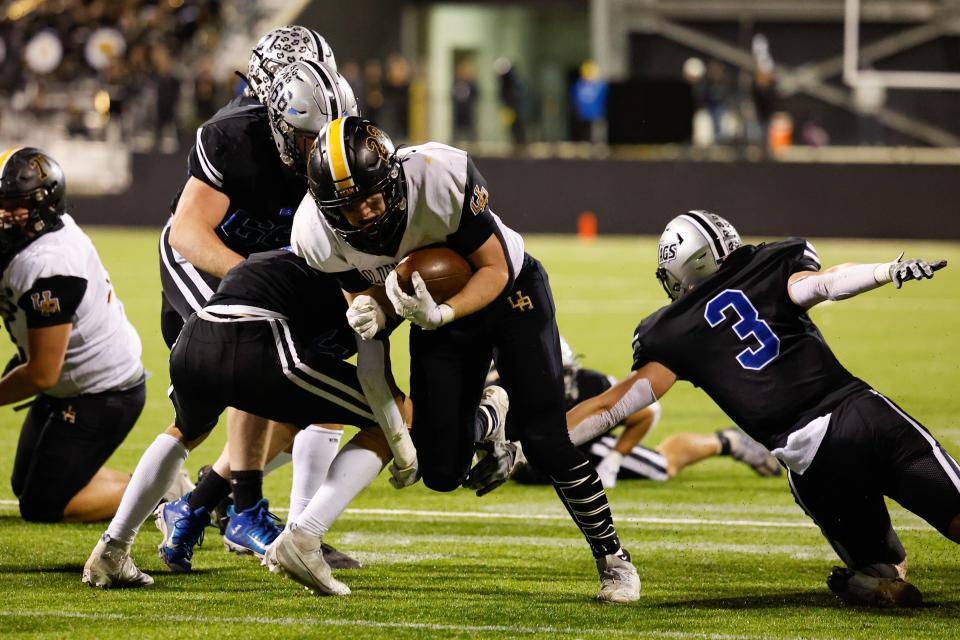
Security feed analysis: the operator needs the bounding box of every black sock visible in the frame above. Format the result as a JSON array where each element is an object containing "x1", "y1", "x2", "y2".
[
  {"x1": 188, "y1": 469, "x2": 231, "y2": 511},
  {"x1": 550, "y1": 459, "x2": 623, "y2": 559},
  {"x1": 230, "y1": 470, "x2": 264, "y2": 512}
]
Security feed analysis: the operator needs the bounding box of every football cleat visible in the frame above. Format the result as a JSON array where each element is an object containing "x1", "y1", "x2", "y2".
[
  {"x1": 596, "y1": 550, "x2": 641, "y2": 604},
  {"x1": 478, "y1": 385, "x2": 509, "y2": 444},
  {"x1": 322, "y1": 542, "x2": 363, "y2": 570},
  {"x1": 263, "y1": 527, "x2": 351, "y2": 596},
  {"x1": 827, "y1": 566, "x2": 923, "y2": 608},
  {"x1": 717, "y1": 428, "x2": 782, "y2": 477},
  {"x1": 82, "y1": 534, "x2": 154, "y2": 589},
  {"x1": 155, "y1": 494, "x2": 210, "y2": 573},
  {"x1": 595, "y1": 452, "x2": 622, "y2": 490},
  {"x1": 196, "y1": 464, "x2": 233, "y2": 535},
  {"x1": 223, "y1": 499, "x2": 282, "y2": 557}
]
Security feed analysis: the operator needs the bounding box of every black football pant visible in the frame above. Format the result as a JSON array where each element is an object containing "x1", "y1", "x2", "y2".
[
  {"x1": 169, "y1": 316, "x2": 375, "y2": 441},
  {"x1": 409, "y1": 254, "x2": 624, "y2": 558},
  {"x1": 12, "y1": 382, "x2": 145, "y2": 522},
  {"x1": 788, "y1": 389, "x2": 960, "y2": 573},
  {"x1": 158, "y1": 222, "x2": 222, "y2": 348}
]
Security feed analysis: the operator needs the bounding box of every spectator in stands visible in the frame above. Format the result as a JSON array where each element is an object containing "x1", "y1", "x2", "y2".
[
  {"x1": 363, "y1": 58, "x2": 384, "y2": 123},
  {"x1": 193, "y1": 56, "x2": 219, "y2": 125},
  {"x1": 495, "y1": 56, "x2": 526, "y2": 145},
  {"x1": 751, "y1": 63, "x2": 777, "y2": 148},
  {"x1": 452, "y1": 59, "x2": 479, "y2": 143},
  {"x1": 152, "y1": 45, "x2": 181, "y2": 153},
  {"x1": 703, "y1": 60, "x2": 731, "y2": 143},
  {"x1": 381, "y1": 53, "x2": 411, "y2": 142},
  {"x1": 571, "y1": 59, "x2": 608, "y2": 144}
]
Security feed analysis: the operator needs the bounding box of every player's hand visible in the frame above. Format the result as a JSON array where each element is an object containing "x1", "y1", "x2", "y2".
[
  {"x1": 346, "y1": 294, "x2": 386, "y2": 340},
  {"x1": 889, "y1": 257, "x2": 947, "y2": 289},
  {"x1": 388, "y1": 457, "x2": 420, "y2": 489},
  {"x1": 464, "y1": 441, "x2": 526, "y2": 497},
  {"x1": 385, "y1": 270, "x2": 453, "y2": 330}
]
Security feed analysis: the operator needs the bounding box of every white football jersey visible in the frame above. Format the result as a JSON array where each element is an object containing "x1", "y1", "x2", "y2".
[
  {"x1": 291, "y1": 142, "x2": 525, "y2": 289},
  {"x1": 0, "y1": 214, "x2": 144, "y2": 397}
]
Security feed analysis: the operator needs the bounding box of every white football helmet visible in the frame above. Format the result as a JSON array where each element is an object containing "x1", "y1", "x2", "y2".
[
  {"x1": 247, "y1": 25, "x2": 337, "y2": 104},
  {"x1": 267, "y1": 60, "x2": 360, "y2": 171},
  {"x1": 656, "y1": 210, "x2": 742, "y2": 300}
]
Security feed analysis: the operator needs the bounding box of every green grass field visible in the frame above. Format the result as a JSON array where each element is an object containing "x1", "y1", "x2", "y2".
[{"x1": 1, "y1": 229, "x2": 959, "y2": 639}]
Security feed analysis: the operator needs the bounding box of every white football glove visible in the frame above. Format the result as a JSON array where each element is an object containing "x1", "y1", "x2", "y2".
[
  {"x1": 384, "y1": 270, "x2": 455, "y2": 330},
  {"x1": 875, "y1": 252, "x2": 948, "y2": 289},
  {"x1": 346, "y1": 294, "x2": 386, "y2": 340},
  {"x1": 388, "y1": 457, "x2": 420, "y2": 489}
]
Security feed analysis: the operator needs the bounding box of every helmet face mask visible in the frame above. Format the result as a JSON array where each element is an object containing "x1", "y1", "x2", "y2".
[
  {"x1": 0, "y1": 147, "x2": 66, "y2": 260},
  {"x1": 656, "y1": 210, "x2": 741, "y2": 301},
  {"x1": 247, "y1": 26, "x2": 337, "y2": 104},
  {"x1": 267, "y1": 60, "x2": 359, "y2": 173},
  {"x1": 308, "y1": 117, "x2": 408, "y2": 255}
]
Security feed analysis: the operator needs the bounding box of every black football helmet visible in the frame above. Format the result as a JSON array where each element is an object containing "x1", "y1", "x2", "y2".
[
  {"x1": 307, "y1": 116, "x2": 407, "y2": 255},
  {"x1": 0, "y1": 147, "x2": 66, "y2": 260}
]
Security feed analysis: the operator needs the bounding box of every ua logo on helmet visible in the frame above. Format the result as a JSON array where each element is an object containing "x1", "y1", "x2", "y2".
[
  {"x1": 364, "y1": 125, "x2": 390, "y2": 162},
  {"x1": 659, "y1": 242, "x2": 678, "y2": 264}
]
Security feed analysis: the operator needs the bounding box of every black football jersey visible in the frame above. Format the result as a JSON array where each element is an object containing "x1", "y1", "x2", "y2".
[
  {"x1": 569, "y1": 368, "x2": 614, "y2": 411},
  {"x1": 631, "y1": 238, "x2": 868, "y2": 451},
  {"x1": 170, "y1": 95, "x2": 307, "y2": 256},
  {"x1": 208, "y1": 250, "x2": 349, "y2": 349}
]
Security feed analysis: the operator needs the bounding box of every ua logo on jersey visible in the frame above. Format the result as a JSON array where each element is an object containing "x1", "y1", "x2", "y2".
[
  {"x1": 31, "y1": 290, "x2": 61, "y2": 316},
  {"x1": 470, "y1": 185, "x2": 489, "y2": 215}
]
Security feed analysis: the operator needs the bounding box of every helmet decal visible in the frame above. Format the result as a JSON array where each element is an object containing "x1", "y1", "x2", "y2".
[{"x1": 326, "y1": 117, "x2": 356, "y2": 196}]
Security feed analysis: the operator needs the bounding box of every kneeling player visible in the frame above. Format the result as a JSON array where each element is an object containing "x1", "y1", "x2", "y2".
[
  {"x1": 569, "y1": 210, "x2": 957, "y2": 607},
  {"x1": 1, "y1": 148, "x2": 146, "y2": 523}
]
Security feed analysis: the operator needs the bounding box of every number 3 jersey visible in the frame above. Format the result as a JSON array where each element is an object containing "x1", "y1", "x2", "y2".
[
  {"x1": 631, "y1": 238, "x2": 868, "y2": 452},
  {"x1": 0, "y1": 214, "x2": 144, "y2": 397},
  {"x1": 291, "y1": 142, "x2": 525, "y2": 291}
]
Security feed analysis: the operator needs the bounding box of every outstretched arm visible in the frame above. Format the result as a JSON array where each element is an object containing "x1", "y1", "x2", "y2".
[
  {"x1": 567, "y1": 362, "x2": 677, "y2": 447},
  {"x1": 788, "y1": 255, "x2": 947, "y2": 310}
]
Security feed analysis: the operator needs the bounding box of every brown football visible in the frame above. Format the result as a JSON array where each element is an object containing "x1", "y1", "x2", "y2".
[{"x1": 395, "y1": 247, "x2": 473, "y2": 303}]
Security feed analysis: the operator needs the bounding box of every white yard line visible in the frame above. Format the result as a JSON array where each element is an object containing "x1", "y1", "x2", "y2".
[
  {"x1": 0, "y1": 610, "x2": 809, "y2": 640},
  {"x1": 0, "y1": 501, "x2": 935, "y2": 532}
]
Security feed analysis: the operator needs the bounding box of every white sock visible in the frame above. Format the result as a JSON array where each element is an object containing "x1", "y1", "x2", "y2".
[
  {"x1": 287, "y1": 425, "x2": 343, "y2": 522},
  {"x1": 105, "y1": 433, "x2": 188, "y2": 549},
  {"x1": 263, "y1": 451, "x2": 292, "y2": 476},
  {"x1": 291, "y1": 443, "x2": 381, "y2": 537}
]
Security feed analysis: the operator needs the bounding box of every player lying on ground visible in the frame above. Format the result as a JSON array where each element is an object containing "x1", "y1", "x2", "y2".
[
  {"x1": 505, "y1": 336, "x2": 779, "y2": 489},
  {"x1": 288, "y1": 115, "x2": 640, "y2": 602},
  {"x1": 0, "y1": 148, "x2": 161, "y2": 523},
  {"x1": 567, "y1": 210, "x2": 958, "y2": 607}
]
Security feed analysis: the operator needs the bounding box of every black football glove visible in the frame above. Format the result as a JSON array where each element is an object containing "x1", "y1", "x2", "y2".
[
  {"x1": 889, "y1": 258, "x2": 947, "y2": 289},
  {"x1": 464, "y1": 440, "x2": 526, "y2": 497}
]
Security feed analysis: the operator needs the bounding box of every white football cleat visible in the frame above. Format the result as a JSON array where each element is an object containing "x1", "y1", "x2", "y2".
[
  {"x1": 596, "y1": 550, "x2": 640, "y2": 603},
  {"x1": 263, "y1": 527, "x2": 351, "y2": 596},
  {"x1": 827, "y1": 566, "x2": 922, "y2": 608},
  {"x1": 82, "y1": 534, "x2": 154, "y2": 589},
  {"x1": 479, "y1": 385, "x2": 510, "y2": 443}
]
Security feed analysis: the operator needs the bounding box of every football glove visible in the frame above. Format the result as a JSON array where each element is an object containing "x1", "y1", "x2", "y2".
[
  {"x1": 346, "y1": 294, "x2": 386, "y2": 340},
  {"x1": 888, "y1": 257, "x2": 947, "y2": 289},
  {"x1": 388, "y1": 457, "x2": 420, "y2": 489},
  {"x1": 385, "y1": 270, "x2": 455, "y2": 330},
  {"x1": 464, "y1": 440, "x2": 526, "y2": 497}
]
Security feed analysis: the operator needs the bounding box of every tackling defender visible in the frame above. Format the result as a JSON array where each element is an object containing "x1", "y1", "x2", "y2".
[
  {"x1": 568, "y1": 210, "x2": 957, "y2": 607},
  {"x1": 285, "y1": 116, "x2": 640, "y2": 602},
  {"x1": 83, "y1": 29, "x2": 359, "y2": 587},
  {"x1": 1, "y1": 148, "x2": 147, "y2": 523}
]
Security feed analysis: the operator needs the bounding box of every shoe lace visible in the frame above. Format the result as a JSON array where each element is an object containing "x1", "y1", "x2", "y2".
[
  {"x1": 246, "y1": 506, "x2": 283, "y2": 545},
  {"x1": 172, "y1": 510, "x2": 208, "y2": 550}
]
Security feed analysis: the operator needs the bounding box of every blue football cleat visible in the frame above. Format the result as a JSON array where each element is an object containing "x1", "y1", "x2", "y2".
[
  {"x1": 223, "y1": 499, "x2": 282, "y2": 557},
  {"x1": 154, "y1": 493, "x2": 210, "y2": 573}
]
